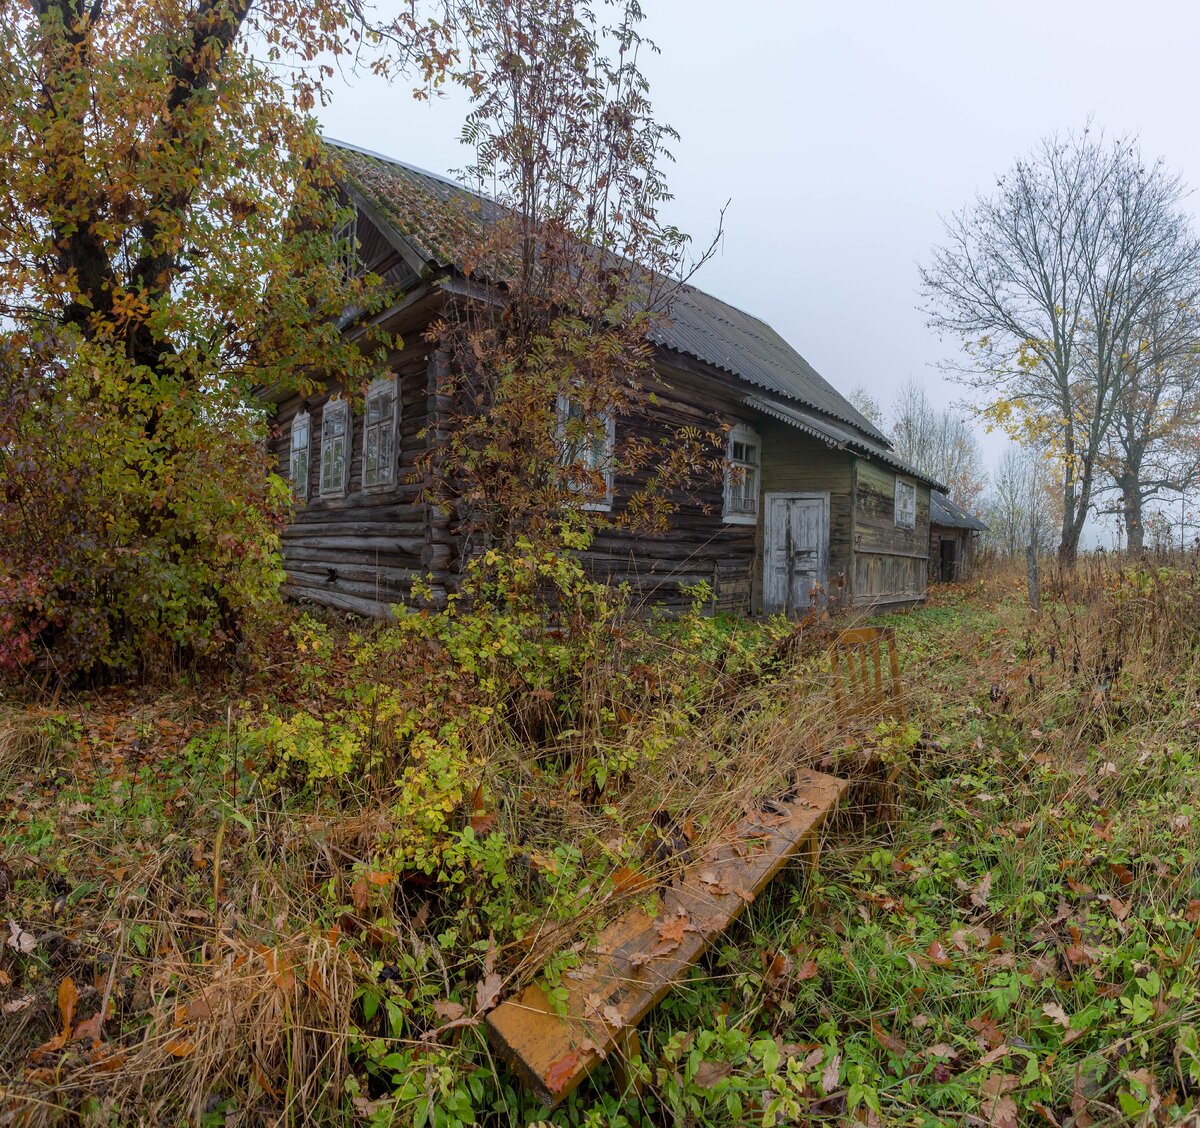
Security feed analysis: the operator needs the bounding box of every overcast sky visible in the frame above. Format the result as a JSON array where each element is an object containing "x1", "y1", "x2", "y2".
[{"x1": 315, "y1": 0, "x2": 1200, "y2": 545}]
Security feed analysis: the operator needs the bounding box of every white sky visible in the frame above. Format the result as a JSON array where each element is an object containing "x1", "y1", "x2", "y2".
[{"x1": 315, "y1": 0, "x2": 1200, "y2": 547}]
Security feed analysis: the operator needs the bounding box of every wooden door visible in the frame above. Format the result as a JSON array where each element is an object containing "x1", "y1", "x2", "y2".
[{"x1": 763, "y1": 492, "x2": 829, "y2": 615}]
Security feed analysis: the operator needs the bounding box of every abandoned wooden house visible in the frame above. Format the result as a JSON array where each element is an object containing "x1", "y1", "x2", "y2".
[
  {"x1": 929, "y1": 490, "x2": 987, "y2": 582},
  {"x1": 265, "y1": 139, "x2": 946, "y2": 618}
]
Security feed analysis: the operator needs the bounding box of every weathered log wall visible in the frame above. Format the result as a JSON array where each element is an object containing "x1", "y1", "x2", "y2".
[{"x1": 852, "y1": 459, "x2": 930, "y2": 607}]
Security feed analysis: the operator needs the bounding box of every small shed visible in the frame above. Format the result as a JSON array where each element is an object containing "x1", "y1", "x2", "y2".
[{"x1": 929, "y1": 491, "x2": 987, "y2": 582}]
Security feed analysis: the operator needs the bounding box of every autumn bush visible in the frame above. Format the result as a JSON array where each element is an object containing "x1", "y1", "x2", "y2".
[{"x1": 0, "y1": 334, "x2": 290, "y2": 677}]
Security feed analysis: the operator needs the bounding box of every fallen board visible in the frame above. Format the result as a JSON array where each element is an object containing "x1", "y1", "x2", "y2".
[{"x1": 485, "y1": 768, "x2": 847, "y2": 1107}]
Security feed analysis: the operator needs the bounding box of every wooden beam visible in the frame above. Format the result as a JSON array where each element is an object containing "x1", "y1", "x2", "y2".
[{"x1": 485, "y1": 769, "x2": 847, "y2": 1108}]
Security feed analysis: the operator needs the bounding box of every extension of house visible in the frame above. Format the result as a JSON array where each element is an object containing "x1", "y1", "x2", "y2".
[
  {"x1": 929, "y1": 490, "x2": 988, "y2": 583},
  {"x1": 263, "y1": 139, "x2": 952, "y2": 619}
]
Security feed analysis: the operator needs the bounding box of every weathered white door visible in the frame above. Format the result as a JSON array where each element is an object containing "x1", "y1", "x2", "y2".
[{"x1": 763, "y1": 492, "x2": 829, "y2": 615}]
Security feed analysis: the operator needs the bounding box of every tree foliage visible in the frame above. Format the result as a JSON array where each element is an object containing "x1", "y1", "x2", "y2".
[
  {"x1": 396, "y1": 0, "x2": 724, "y2": 555},
  {"x1": 0, "y1": 0, "x2": 388, "y2": 674}
]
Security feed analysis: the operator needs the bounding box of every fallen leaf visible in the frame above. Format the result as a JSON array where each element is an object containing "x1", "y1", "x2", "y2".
[
  {"x1": 2, "y1": 995, "x2": 35, "y2": 1014},
  {"x1": 654, "y1": 912, "x2": 688, "y2": 947},
  {"x1": 72, "y1": 1013, "x2": 103, "y2": 1044},
  {"x1": 6, "y1": 919, "x2": 35, "y2": 955},
  {"x1": 57, "y1": 977, "x2": 78, "y2": 1039},
  {"x1": 982, "y1": 1073, "x2": 1019, "y2": 1128},
  {"x1": 970, "y1": 871, "x2": 993, "y2": 909},
  {"x1": 872, "y1": 1020, "x2": 906, "y2": 1056},
  {"x1": 476, "y1": 972, "x2": 503, "y2": 1012},
  {"x1": 927, "y1": 940, "x2": 952, "y2": 967},
  {"x1": 693, "y1": 1060, "x2": 732, "y2": 1088},
  {"x1": 795, "y1": 958, "x2": 819, "y2": 981},
  {"x1": 926, "y1": 1043, "x2": 958, "y2": 1059},
  {"x1": 432, "y1": 1000, "x2": 466, "y2": 1022},
  {"x1": 611, "y1": 866, "x2": 650, "y2": 896},
  {"x1": 544, "y1": 1049, "x2": 583, "y2": 1095},
  {"x1": 164, "y1": 1038, "x2": 196, "y2": 1058},
  {"x1": 602, "y1": 1004, "x2": 622, "y2": 1030},
  {"x1": 821, "y1": 1051, "x2": 841, "y2": 1095},
  {"x1": 1042, "y1": 1002, "x2": 1071, "y2": 1029}
]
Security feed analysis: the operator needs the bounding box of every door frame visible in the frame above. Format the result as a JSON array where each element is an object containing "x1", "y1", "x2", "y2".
[{"x1": 762, "y1": 491, "x2": 830, "y2": 615}]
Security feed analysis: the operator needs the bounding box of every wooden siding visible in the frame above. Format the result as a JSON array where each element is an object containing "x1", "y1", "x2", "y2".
[
  {"x1": 929, "y1": 526, "x2": 976, "y2": 583},
  {"x1": 851, "y1": 459, "x2": 930, "y2": 607},
  {"x1": 558, "y1": 360, "x2": 758, "y2": 613},
  {"x1": 758, "y1": 423, "x2": 854, "y2": 609}
]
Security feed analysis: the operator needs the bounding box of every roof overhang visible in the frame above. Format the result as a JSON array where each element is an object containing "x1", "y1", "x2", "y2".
[{"x1": 743, "y1": 393, "x2": 947, "y2": 491}]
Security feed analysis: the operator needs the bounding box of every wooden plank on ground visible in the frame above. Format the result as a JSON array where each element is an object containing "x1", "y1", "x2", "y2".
[{"x1": 485, "y1": 768, "x2": 847, "y2": 1108}]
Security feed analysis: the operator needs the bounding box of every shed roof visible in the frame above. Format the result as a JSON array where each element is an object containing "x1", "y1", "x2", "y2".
[
  {"x1": 325, "y1": 138, "x2": 893, "y2": 448},
  {"x1": 930, "y1": 490, "x2": 988, "y2": 531}
]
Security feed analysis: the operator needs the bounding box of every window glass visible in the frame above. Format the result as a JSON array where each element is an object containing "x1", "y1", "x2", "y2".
[
  {"x1": 289, "y1": 412, "x2": 310, "y2": 501},
  {"x1": 364, "y1": 378, "x2": 397, "y2": 488},
  {"x1": 321, "y1": 399, "x2": 349, "y2": 497}
]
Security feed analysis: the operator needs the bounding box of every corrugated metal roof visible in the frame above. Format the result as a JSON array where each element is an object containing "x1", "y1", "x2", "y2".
[
  {"x1": 930, "y1": 490, "x2": 988, "y2": 531},
  {"x1": 325, "y1": 137, "x2": 892, "y2": 448},
  {"x1": 744, "y1": 394, "x2": 946, "y2": 490}
]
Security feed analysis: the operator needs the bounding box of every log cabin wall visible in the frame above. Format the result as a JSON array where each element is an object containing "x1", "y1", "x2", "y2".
[
  {"x1": 851, "y1": 458, "x2": 931, "y2": 608},
  {"x1": 270, "y1": 344, "x2": 439, "y2": 616}
]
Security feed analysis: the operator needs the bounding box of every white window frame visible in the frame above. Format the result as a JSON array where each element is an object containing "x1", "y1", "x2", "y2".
[
  {"x1": 723, "y1": 423, "x2": 761, "y2": 525},
  {"x1": 320, "y1": 397, "x2": 351, "y2": 499},
  {"x1": 289, "y1": 410, "x2": 310, "y2": 501},
  {"x1": 362, "y1": 375, "x2": 399, "y2": 490},
  {"x1": 894, "y1": 477, "x2": 917, "y2": 530},
  {"x1": 334, "y1": 211, "x2": 359, "y2": 280},
  {"x1": 556, "y1": 393, "x2": 615, "y2": 512}
]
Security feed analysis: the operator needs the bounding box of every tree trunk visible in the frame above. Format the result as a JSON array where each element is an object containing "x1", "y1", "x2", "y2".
[{"x1": 1121, "y1": 477, "x2": 1145, "y2": 554}]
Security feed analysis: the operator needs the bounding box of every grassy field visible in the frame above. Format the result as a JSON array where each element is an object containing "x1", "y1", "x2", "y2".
[{"x1": 1, "y1": 555, "x2": 1197, "y2": 1126}]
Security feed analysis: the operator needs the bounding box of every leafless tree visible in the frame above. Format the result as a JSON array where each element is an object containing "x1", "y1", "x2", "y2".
[
  {"x1": 982, "y1": 445, "x2": 1057, "y2": 559},
  {"x1": 1099, "y1": 303, "x2": 1200, "y2": 552},
  {"x1": 888, "y1": 378, "x2": 986, "y2": 511},
  {"x1": 922, "y1": 129, "x2": 1200, "y2": 565}
]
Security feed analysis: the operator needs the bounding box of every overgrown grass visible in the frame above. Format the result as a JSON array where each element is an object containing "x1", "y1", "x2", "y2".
[{"x1": 1, "y1": 553, "x2": 1197, "y2": 1126}]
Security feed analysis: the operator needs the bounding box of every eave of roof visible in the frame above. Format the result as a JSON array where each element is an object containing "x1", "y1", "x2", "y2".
[
  {"x1": 322, "y1": 137, "x2": 895, "y2": 448},
  {"x1": 744, "y1": 393, "x2": 947, "y2": 491},
  {"x1": 930, "y1": 490, "x2": 988, "y2": 531}
]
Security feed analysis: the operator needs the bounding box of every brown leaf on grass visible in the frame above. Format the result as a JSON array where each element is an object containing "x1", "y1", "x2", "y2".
[
  {"x1": 602, "y1": 1004, "x2": 622, "y2": 1030},
  {"x1": 926, "y1": 940, "x2": 952, "y2": 967},
  {"x1": 693, "y1": 1060, "x2": 732, "y2": 1089},
  {"x1": 57, "y1": 977, "x2": 78, "y2": 1038},
  {"x1": 968, "y1": 1012, "x2": 1005, "y2": 1048},
  {"x1": 164, "y1": 1038, "x2": 196, "y2": 1058},
  {"x1": 763, "y1": 950, "x2": 791, "y2": 984},
  {"x1": 820, "y1": 1051, "x2": 841, "y2": 1095},
  {"x1": 982, "y1": 1073, "x2": 1019, "y2": 1128},
  {"x1": 1186, "y1": 900, "x2": 1200, "y2": 923},
  {"x1": 925, "y1": 1043, "x2": 958, "y2": 1060},
  {"x1": 475, "y1": 972, "x2": 503, "y2": 1012},
  {"x1": 1102, "y1": 894, "x2": 1130, "y2": 922},
  {"x1": 2, "y1": 995, "x2": 35, "y2": 1014},
  {"x1": 1042, "y1": 1002, "x2": 1071, "y2": 1028},
  {"x1": 0, "y1": 859, "x2": 12, "y2": 903},
  {"x1": 1031, "y1": 1101, "x2": 1062, "y2": 1126},
  {"x1": 611, "y1": 866, "x2": 651, "y2": 896},
  {"x1": 351, "y1": 873, "x2": 370, "y2": 912},
  {"x1": 432, "y1": 1000, "x2": 466, "y2": 1022},
  {"x1": 6, "y1": 919, "x2": 35, "y2": 955},
  {"x1": 544, "y1": 1048, "x2": 583, "y2": 1095},
  {"x1": 871, "y1": 1020, "x2": 906, "y2": 1056},
  {"x1": 795, "y1": 958, "x2": 819, "y2": 981},
  {"x1": 72, "y1": 1013, "x2": 103, "y2": 1045},
  {"x1": 970, "y1": 871, "x2": 993, "y2": 909}
]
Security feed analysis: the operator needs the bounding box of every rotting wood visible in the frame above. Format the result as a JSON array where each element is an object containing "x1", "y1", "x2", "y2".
[{"x1": 484, "y1": 769, "x2": 847, "y2": 1109}]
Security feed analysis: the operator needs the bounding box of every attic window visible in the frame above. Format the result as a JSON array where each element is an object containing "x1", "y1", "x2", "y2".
[
  {"x1": 320, "y1": 397, "x2": 350, "y2": 498},
  {"x1": 723, "y1": 423, "x2": 760, "y2": 524},
  {"x1": 334, "y1": 212, "x2": 359, "y2": 279},
  {"x1": 363, "y1": 376, "x2": 398, "y2": 488},
  {"x1": 895, "y1": 478, "x2": 916, "y2": 530},
  {"x1": 289, "y1": 410, "x2": 310, "y2": 501},
  {"x1": 557, "y1": 394, "x2": 615, "y2": 511}
]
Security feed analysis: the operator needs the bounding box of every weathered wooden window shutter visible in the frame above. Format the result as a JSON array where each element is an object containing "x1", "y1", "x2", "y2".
[{"x1": 894, "y1": 478, "x2": 916, "y2": 530}]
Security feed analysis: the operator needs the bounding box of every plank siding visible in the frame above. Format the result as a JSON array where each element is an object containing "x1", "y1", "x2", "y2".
[
  {"x1": 851, "y1": 459, "x2": 930, "y2": 607},
  {"x1": 758, "y1": 422, "x2": 855, "y2": 610}
]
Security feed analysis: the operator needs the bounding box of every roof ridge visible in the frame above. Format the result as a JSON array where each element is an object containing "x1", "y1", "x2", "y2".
[{"x1": 323, "y1": 136, "x2": 477, "y2": 195}]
